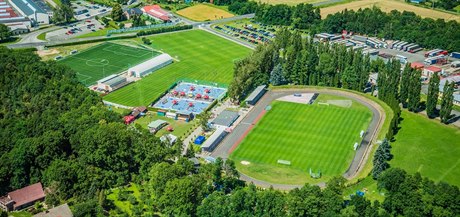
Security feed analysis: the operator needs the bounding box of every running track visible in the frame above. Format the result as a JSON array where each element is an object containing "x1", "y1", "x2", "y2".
[{"x1": 211, "y1": 88, "x2": 386, "y2": 190}]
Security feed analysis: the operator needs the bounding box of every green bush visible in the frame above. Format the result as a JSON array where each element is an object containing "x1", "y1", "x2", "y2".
[{"x1": 136, "y1": 25, "x2": 193, "y2": 36}]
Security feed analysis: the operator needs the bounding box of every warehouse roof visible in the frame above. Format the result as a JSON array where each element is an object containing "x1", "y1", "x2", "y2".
[
  {"x1": 33, "y1": 203, "x2": 73, "y2": 217},
  {"x1": 212, "y1": 110, "x2": 239, "y2": 127},
  {"x1": 128, "y1": 53, "x2": 172, "y2": 74},
  {"x1": 8, "y1": 182, "x2": 45, "y2": 210},
  {"x1": 425, "y1": 66, "x2": 441, "y2": 72},
  {"x1": 245, "y1": 85, "x2": 266, "y2": 102},
  {"x1": 11, "y1": 0, "x2": 46, "y2": 16},
  {"x1": 201, "y1": 127, "x2": 227, "y2": 149}
]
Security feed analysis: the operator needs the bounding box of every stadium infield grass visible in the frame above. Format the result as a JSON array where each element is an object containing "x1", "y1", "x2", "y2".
[
  {"x1": 390, "y1": 110, "x2": 460, "y2": 186},
  {"x1": 103, "y1": 30, "x2": 251, "y2": 106},
  {"x1": 230, "y1": 94, "x2": 373, "y2": 184},
  {"x1": 176, "y1": 4, "x2": 234, "y2": 21},
  {"x1": 58, "y1": 42, "x2": 159, "y2": 86}
]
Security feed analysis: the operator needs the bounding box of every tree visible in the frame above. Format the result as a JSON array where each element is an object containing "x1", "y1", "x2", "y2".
[
  {"x1": 399, "y1": 64, "x2": 411, "y2": 106},
  {"x1": 407, "y1": 69, "x2": 421, "y2": 112},
  {"x1": 197, "y1": 111, "x2": 211, "y2": 131},
  {"x1": 52, "y1": 4, "x2": 74, "y2": 24},
  {"x1": 111, "y1": 3, "x2": 124, "y2": 22},
  {"x1": 426, "y1": 73, "x2": 440, "y2": 118},
  {"x1": 0, "y1": 24, "x2": 11, "y2": 41},
  {"x1": 440, "y1": 81, "x2": 455, "y2": 123},
  {"x1": 372, "y1": 139, "x2": 391, "y2": 179},
  {"x1": 270, "y1": 63, "x2": 286, "y2": 86}
]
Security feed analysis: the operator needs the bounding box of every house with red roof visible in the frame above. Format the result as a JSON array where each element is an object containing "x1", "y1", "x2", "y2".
[
  {"x1": 423, "y1": 65, "x2": 442, "y2": 77},
  {"x1": 0, "y1": 182, "x2": 45, "y2": 211},
  {"x1": 410, "y1": 62, "x2": 424, "y2": 70},
  {"x1": 142, "y1": 5, "x2": 170, "y2": 22}
]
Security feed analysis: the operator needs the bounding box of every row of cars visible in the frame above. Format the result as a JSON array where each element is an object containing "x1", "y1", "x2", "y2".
[{"x1": 214, "y1": 24, "x2": 276, "y2": 45}]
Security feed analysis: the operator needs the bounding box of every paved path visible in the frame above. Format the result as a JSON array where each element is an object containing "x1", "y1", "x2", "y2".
[{"x1": 211, "y1": 88, "x2": 385, "y2": 190}]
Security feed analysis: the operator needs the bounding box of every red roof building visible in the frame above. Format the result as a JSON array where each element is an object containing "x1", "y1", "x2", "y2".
[
  {"x1": 424, "y1": 66, "x2": 442, "y2": 78},
  {"x1": 410, "y1": 62, "x2": 424, "y2": 69},
  {"x1": 142, "y1": 5, "x2": 170, "y2": 22},
  {"x1": 0, "y1": 182, "x2": 45, "y2": 211}
]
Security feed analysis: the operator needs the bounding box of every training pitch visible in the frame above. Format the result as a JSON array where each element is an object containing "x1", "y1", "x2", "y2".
[
  {"x1": 230, "y1": 94, "x2": 372, "y2": 184},
  {"x1": 58, "y1": 42, "x2": 160, "y2": 86},
  {"x1": 103, "y1": 30, "x2": 251, "y2": 106}
]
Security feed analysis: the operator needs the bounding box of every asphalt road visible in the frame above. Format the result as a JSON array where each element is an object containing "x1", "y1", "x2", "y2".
[{"x1": 211, "y1": 88, "x2": 385, "y2": 190}]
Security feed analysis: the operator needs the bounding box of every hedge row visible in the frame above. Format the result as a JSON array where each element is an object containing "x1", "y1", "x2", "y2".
[
  {"x1": 46, "y1": 34, "x2": 136, "y2": 48},
  {"x1": 136, "y1": 25, "x2": 193, "y2": 36}
]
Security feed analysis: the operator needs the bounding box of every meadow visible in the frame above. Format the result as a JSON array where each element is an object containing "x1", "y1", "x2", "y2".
[
  {"x1": 231, "y1": 94, "x2": 372, "y2": 184},
  {"x1": 320, "y1": 0, "x2": 460, "y2": 22},
  {"x1": 58, "y1": 42, "x2": 158, "y2": 86},
  {"x1": 176, "y1": 4, "x2": 234, "y2": 21},
  {"x1": 103, "y1": 30, "x2": 251, "y2": 107},
  {"x1": 391, "y1": 111, "x2": 460, "y2": 186}
]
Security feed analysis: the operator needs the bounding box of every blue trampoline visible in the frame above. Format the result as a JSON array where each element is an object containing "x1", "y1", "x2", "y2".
[{"x1": 194, "y1": 136, "x2": 205, "y2": 145}]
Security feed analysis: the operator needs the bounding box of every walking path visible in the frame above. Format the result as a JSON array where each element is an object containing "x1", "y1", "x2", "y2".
[{"x1": 211, "y1": 88, "x2": 386, "y2": 190}]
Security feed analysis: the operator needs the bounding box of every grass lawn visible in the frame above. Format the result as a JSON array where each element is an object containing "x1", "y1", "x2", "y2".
[
  {"x1": 103, "y1": 30, "x2": 251, "y2": 106},
  {"x1": 391, "y1": 110, "x2": 460, "y2": 186},
  {"x1": 134, "y1": 112, "x2": 195, "y2": 139},
  {"x1": 107, "y1": 183, "x2": 141, "y2": 215},
  {"x1": 9, "y1": 211, "x2": 32, "y2": 217},
  {"x1": 57, "y1": 42, "x2": 159, "y2": 86},
  {"x1": 231, "y1": 94, "x2": 373, "y2": 184},
  {"x1": 177, "y1": 4, "x2": 234, "y2": 21},
  {"x1": 344, "y1": 176, "x2": 385, "y2": 202},
  {"x1": 321, "y1": 0, "x2": 460, "y2": 22}
]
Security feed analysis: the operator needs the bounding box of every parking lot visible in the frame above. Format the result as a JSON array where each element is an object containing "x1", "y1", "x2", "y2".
[
  {"x1": 46, "y1": 18, "x2": 105, "y2": 40},
  {"x1": 71, "y1": 1, "x2": 112, "y2": 20}
]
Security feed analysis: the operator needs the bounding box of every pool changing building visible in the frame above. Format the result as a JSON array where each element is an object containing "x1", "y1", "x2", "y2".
[{"x1": 129, "y1": 53, "x2": 173, "y2": 78}]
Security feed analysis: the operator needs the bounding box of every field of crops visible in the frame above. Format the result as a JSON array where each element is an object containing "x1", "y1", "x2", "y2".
[
  {"x1": 231, "y1": 94, "x2": 372, "y2": 184},
  {"x1": 321, "y1": 0, "x2": 460, "y2": 22},
  {"x1": 103, "y1": 30, "x2": 250, "y2": 107},
  {"x1": 177, "y1": 4, "x2": 234, "y2": 21}
]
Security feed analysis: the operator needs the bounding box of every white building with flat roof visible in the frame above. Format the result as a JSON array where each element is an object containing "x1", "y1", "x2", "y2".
[{"x1": 128, "y1": 53, "x2": 173, "y2": 78}]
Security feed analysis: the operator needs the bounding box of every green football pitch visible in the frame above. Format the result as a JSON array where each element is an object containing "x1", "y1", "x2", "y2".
[
  {"x1": 103, "y1": 30, "x2": 251, "y2": 106},
  {"x1": 391, "y1": 111, "x2": 460, "y2": 186},
  {"x1": 58, "y1": 42, "x2": 159, "y2": 86},
  {"x1": 230, "y1": 94, "x2": 372, "y2": 184}
]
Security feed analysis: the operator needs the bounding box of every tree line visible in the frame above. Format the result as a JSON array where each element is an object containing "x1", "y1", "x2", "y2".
[{"x1": 320, "y1": 7, "x2": 460, "y2": 52}]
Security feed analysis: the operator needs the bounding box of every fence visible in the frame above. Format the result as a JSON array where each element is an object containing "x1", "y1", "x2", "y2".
[
  {"x1": 177, "y1": 78, "x2": 229, "y2": 89},
  {"x1": 107, "y1": 23, "x2": 176, "y2": 35}
]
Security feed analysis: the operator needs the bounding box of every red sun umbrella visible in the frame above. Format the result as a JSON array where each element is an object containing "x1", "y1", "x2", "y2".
[
  {"x1": 167, "y1": 126, "x2": 174, "y2": 131},
  {"x1": 204, "y1": 95, "x2": 209, "y2": 99},
  {"x1": 204, "y1": 89, "x2": 210, "y2": 93},
  {"x1": 180, "y1": 92, "x2": 185, "y2": 96},
  {"x1": 189, "y1": 102, "x2": 194, "y2": 107},
  {"x1": 172, "y1": 100, "x2": 178, "y2": 105},
  {"x1": 196, "y1": 93, "x2": 202, "y2": 99},
  {"x1": 172, "y1": 90, "x2": 178, "y2": 95},
  {"x1": 190, "y1": 86, "x2": 195, "y2": 91}
]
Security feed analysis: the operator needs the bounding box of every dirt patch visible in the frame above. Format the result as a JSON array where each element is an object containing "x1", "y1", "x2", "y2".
[{"x1": 36, "y1": 49, "x2": 59, "y2": 57}]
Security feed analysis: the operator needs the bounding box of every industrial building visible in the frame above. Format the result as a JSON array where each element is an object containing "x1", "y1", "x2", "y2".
[
  {"x1": 128, "y1": 53, "x2": 173, "y2": 78},
  {"x1": 96, "y1": 74, "x2": 131, "y2": 92},
  {"x1": 211, "y1": 110, "x2": 239, "y2": 127},
  {"x1": 0, "y1": 0, "x2": 31, "y2": 33},
  {"x1": 9, "y1": 0, "x2": 52, "y2": 25}
]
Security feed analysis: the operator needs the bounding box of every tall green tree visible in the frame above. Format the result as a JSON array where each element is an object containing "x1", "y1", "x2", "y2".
[
  {"x1": 52, "y1": 4, "x2": 74, "y2": 23},
  {"x1": 426, "y1": 73, "x2": 440, "y2": 118},
  {"x1": 111, "y1": 3, "x2": 124, "y2": 21},
  {"x1": 407, "y1": 69, "x2": 421, "y2": 112},
  {"x1": 440, "y1": 81, "x2": 455, "y2": 123},
  {"x1": 0, "y1": 24, "x2": 11, "y2": 41},
  {"x1": 399, "y1": 64, "x2": 411, "y2": 106}
]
